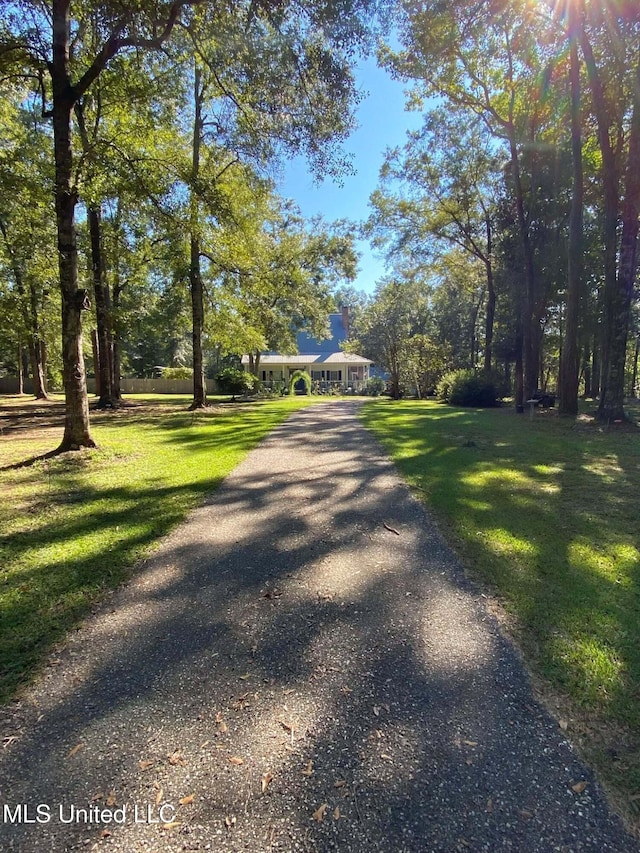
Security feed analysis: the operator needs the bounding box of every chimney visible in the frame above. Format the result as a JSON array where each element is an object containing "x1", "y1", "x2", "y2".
[{"x1": 341, "y1": 305, "x2": 349, "y2": 339}]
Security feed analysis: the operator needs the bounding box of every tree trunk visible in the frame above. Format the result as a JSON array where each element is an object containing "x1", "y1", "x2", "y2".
[
  {"x1": 52, "y1": 0, "x2": 95, "y2": 450},
  {"x1": 559, "y1": 31, "x2": 583, "y2": 417},
  {"x1": 582, "y1": 342, "x2": 592, "y2": 398},
  {"x1": 91, "y1": 328, "x2": 101, "y2": 397},
  {"x1": 507, "y1": 132, "x2": 537, "y2": 399},
  {"x1": 631, "y1": 335, "x2": 639, "y2": 397},
  {"x1": 189, "y1": 64, "x2": 207, "y2": 410},
  {"x1": 598, "y1": 51, "x2": 640, "y2": 421},
  {"x1": 482, "y1": 216, "x2": 495, "y2": 373},
  {"x1": 111, "y1": 203, "x2": 124, "y2": 402},
  {"x1": 17, "y1": 345, "x2": 24, "y2": 395},
  {"x1": 87, "y1": 203, "x2": 115, "y2": 407},
  {"x1": 591, "y1": 334, "x2": 600, "y2": 398},
  {"x1": 28, "y1": 341, "x2": 48, "y2": 400},
  {"x1": 515, "y1": 320, "x2": 524, "y2": 413}
]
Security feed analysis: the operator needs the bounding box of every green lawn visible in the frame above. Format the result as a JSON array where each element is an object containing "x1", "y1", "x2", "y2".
[
  {"x1": 0, "y1": 394, "x2": 320, "y2": 703},
  {"x1": 361, "y1": 398, "x2": 640, "y2": 821}
]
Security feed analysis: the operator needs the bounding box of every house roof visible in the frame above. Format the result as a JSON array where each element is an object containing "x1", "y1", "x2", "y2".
[
  {"x1": 295, "y1": 312, "x2": 347, "y2": 354},
  {"x1": 241, "y1": 352, "x2": 371, "y2": 366}
]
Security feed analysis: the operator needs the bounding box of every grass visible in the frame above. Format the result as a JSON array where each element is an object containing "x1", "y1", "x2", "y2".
[
  {"x1": 0, "y1": 393, "x2": 321, "y2": 704},
  {"x1": 361, "y1": 398, "x2": 640, "y2": 825}
]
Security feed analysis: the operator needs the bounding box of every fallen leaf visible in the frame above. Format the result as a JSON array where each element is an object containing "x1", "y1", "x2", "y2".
[
  {"x1": 383, "y1": 522, "x2": 400, "y2": 535},
  {"x1": 334, "y1": 779, "x2": 346, "y2": 789},
  {"x1": 572, "y1": 781, "x2": 588, "y2": 794},
  {"x1": 312, "y1": 803, "x2": 328, "y2": 822},
  {"x1": 100, "y1": 829, "x2": 111, "y2": 839},
  {"x1": 463, "y1": 740, "x2": 478, "y2": 747},
  {"x1": 261, "y1": 772, "x2": 273, "y2": 793},
  {"x1": 67, "y1": 742, "x2": 83, "y2": 758},
  {"x1": 225, "y1": 815, "x2": 237, "y2": 829},
  {"x1": 106, "y1": 791, "x2": 117, "y2": 807},
  {"x1": 215, "y1": 712, "x2": 224, "y2": 723},
  {"x1": 239, "y1": 673, "x2": 251, "y2": 681},
  {"x1": 155, "y1": 786, "x2": 164, "y2": 807},
  {"x1": 373, "y1": 706, "x2": 381, "y2": 717},
  {"x1": 559, "y1": 719, "x2": 569, "y2": 731},
  {"x1": 162, "y1": 821, "x2": 181, "y2": 831},
  {"x1": 302, "y1": 760, "x2": 314, "y2": 776},
  {"x1": 380, "y1": 753, "x2": 393, "y2": 761},
  {"x1": 217, "y1": 720, "x2": 228, "y2": 734},
  {"x1": 168, "y1": 750, "x2": 186, "y2": 767},
  {"x1": 91, "y1": 791, "x2": 104, "y2": 803},
  {"x1": 228, "y1": 755, "x2": 244, "y2": 765},
  {"x1": 280, "y1": 720, "x2": 297, "y2": 733},
  {"x1": 179, "y1": 794, "x2": 194, "y2": 806},
  {"x1": 139, "y1": 759, "x2": 154, "y2": 771},
  {"x1": 518, "y1": 809, "x2": 533, "y2": 819},
  {"x1": 333, "y1": 806, "x2": 341, "y2": 820}
]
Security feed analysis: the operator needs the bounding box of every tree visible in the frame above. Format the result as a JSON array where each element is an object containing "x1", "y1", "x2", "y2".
[
  {"x1": 558, "y1": 0, "x2": 584, "y2": 417},
  {"x1": 577, "y1": 2, "x2": 640, "y2": 421},
  {"x1": 348, "y1": 276, "x2": 431, "y2": 399},
  {"x1": 229, "y1": 208, "x2": 358, "y2": 374},
  {"x1": 368, "y1": 110, "x2": 500, "y2": 372},
  {"x1": 381, "y1": 0, "x2": 564, "y2": 407}
]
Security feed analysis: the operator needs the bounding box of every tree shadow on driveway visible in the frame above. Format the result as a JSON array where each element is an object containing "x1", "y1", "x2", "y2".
[{"x1": 0, "y1": 402, "x2": 636, "y2": 852}]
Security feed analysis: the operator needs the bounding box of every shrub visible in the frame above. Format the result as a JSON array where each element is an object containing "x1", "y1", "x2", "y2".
[
  {"x1": 364, "y1": 376, "x2": 386, "y2": 397},
  {"x1": 437, "y1": 369, "x2": 502, "y2": 407},
  {"x1": 160, "y1": 366, "x2": 193, "y2": 380},
  {"x1": 216, "y1": 367, "x2": 255, "y2": 397}
]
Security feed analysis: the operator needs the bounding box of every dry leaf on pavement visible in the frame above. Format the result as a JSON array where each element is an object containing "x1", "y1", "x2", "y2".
[{"x1": 312, "y1": 803, "x2": 328, "y2": 822}]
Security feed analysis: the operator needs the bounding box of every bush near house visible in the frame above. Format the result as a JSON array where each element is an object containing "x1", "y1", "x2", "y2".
[
  {"x1": 364, "y1": 376, "x2": 386, "y2": 397},
  {"x1": 217, "y1": 367, "x2": 258, "y2": 397},
  {"x1": 438, "y1": 369, "x2": 503, "y2": 407}
]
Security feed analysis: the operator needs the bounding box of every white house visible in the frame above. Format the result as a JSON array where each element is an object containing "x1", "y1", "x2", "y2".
[{"x1": 241, "y1": 307, "x2": 372, "y2": 392}]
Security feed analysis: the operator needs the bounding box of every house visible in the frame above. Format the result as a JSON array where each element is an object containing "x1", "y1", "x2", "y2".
[{"x1": 241, "y1": 306, "x2": 372, "y2": 393}]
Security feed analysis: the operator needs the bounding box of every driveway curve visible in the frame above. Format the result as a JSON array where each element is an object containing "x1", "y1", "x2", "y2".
[{"x1": 0, "y1": 400, "x2": 637, "y2": 852}]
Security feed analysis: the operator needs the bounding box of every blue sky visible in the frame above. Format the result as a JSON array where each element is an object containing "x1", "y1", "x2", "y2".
[{"x1": 278, "y1": 55, "x2": 422, "y2": 295}]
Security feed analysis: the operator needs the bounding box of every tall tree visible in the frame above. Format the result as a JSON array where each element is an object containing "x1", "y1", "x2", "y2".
[
  {"x1": 578, "y1": 1, "x2": 640, "y2": 420},
  {"x1": 368, "y1": 111, "x2": 500, "y2": 372},
  {"x1": 381, "y1": 0, "x2": 561, "y2": 407},
  {"x1": 558, "y1": 0, "x2": 584, "y2": 416}
]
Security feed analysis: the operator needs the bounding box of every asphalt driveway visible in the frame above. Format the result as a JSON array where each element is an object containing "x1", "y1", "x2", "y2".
[{"x1": 0, "y1": 401, "x2": 637, "y2": 852}]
